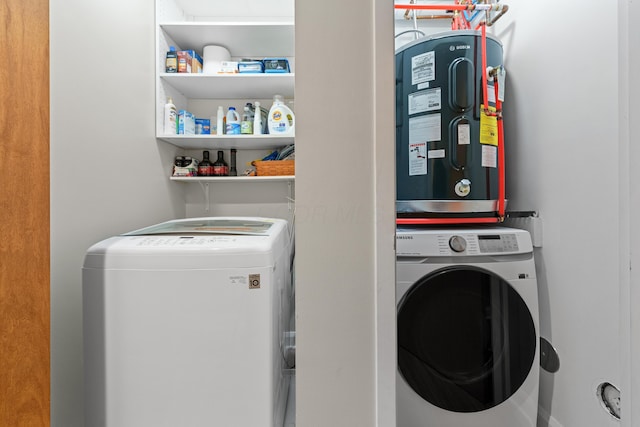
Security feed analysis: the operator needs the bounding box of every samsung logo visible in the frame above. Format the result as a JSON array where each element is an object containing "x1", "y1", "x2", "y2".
[{"x1": 397, "y1": 236, "x2": 413, "y2": 240}]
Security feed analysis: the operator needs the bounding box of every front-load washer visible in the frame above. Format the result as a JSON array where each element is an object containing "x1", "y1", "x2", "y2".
[
  {"x1": 396, "y1": 226, "x2": 539, "y2": 427},
  {"x1": 83, "y1": 217, "x2": 294, "y2": 427}
]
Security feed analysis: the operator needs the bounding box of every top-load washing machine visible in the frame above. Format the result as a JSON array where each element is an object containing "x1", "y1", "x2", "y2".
[
  {"x1": 396, "y1": 226, "x2": 539, "y2": 427},
  {"x1": 83, "y1": 217, "x2": 294, "y2": 427}
]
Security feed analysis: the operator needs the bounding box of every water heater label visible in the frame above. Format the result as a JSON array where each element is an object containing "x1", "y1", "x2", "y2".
[
  {"x1": 428, "y1": 149, "x2": 445, "y2": 159},
  {"x1": 409, "y1": 113, "x2": 441, "y2": 144},
  {"x1": 458, "y1": 123, "x2": 471, "y2": 145},
  {"x1": 486, "y1": 84, "x2": 496, "y2": 104},
  {"x1": 411, "y1": 51, "x2": 435, "y2": 85},
  {"x1": 409, "y1": 142, "x2": 427, "y2": 176},
  {"x1": 408, "y1": 88, "x2": 441, "y2": 115},
  {"x1": 481, "y1": 145, "x2": 497, "y2": 168},
  {"x1": 480, "y1": 105, "x2": 498, "y2": 146}
]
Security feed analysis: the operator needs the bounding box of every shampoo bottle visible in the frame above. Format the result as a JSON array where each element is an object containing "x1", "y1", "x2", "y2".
[
  {"x1": 163, "y1": 97, "x2": 177, "y2": 135},
  {"x1": 267, "y1": 95, "x2": 295, "y2": 135}
]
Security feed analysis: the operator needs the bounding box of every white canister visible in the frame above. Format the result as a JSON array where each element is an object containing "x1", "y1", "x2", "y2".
[{"x1": 203, "y1": 45, "x2": 231, "y2": 74}]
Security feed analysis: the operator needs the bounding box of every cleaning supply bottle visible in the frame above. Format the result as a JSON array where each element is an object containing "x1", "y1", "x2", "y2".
[
  {"x1": 268, "y1": 95, "x2": 295, "y2": 135},
  {"x1": 216, "y1": 106, "x2": 224, "y2": 135},
  {"x1": 163, "y1": 97, "x2": 177, "y2": 135},
  {"x1": 241, "y1": 103, "x2": 254, "y2": 134},
  {"x1": 253, "y1": 101, "x2": 263, "y2": 135},
  {"x1": 225, "y1": 107, "x2": 240, "y2": 135}
]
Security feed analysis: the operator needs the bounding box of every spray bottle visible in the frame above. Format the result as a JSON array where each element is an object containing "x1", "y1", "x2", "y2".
[{"x1": 253, "y1": 101, "x2": 263, "y2": 135}]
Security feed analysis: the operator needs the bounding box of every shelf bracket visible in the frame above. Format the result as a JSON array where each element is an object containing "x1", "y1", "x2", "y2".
[
  {"x1": 287, "y1": 180, "x2": 294, "y2": 212},
  {"x1": 197, "y1": 181, "x2": 211, "y2": 212}
]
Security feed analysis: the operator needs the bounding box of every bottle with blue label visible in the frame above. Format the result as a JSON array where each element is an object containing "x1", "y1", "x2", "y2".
[
  {"x1": 225, "y1": 107, "x2": 241, "y2": 135},
  {"x1": 268, "y1": 95, "x2": 295, "y2": 135}
]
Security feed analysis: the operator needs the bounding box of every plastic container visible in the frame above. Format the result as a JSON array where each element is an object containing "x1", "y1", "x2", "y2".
[
  {"x1": 241, "y1": 103, "x2": 254, "y2": 134},
  {"x1": 216, "y1": 106, "x2": 225, "y2": 135},
  {"x1": 163, "y1": 97, "x2": 177, "y2": 135},
  {"x1": 253, "y1": 101, "x2": 263, "y2": 135},
  {"x1": 226, "y1": 107, "x2": 241, "y2": 135},
  {"x1": 268, "y1": 95, "x2": 295, "y2": 135}
]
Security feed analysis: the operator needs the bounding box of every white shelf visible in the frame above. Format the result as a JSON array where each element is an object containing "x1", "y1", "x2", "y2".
[
  {"x1": 158, "y1": 134, "x2": 294, "y2": 150},
  {"x1": 160, "y1": 73, "x2": 294, "y2": 99},
  {"x1": 159, "y1": 22, "x2": 294, "y2": 57},
  {"x1": 171, "y1": 175, "x2": 294, "y2": 183}
]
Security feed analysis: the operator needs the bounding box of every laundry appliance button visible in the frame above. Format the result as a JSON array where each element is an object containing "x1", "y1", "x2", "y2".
[{"x1": 449, "y1": 235, "x2": 467, "y2": 253}]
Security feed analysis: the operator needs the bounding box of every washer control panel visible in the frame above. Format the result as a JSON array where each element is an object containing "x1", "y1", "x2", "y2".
[
  {"x1": 477, "y1": 233, "x2": 519, "y2": 253},
  {"x1": 396, "y1": 227, "x2": 531, "y2": 257},
  {"x1": 442, "y1": 233, "x2": 519, "y2": 254}
]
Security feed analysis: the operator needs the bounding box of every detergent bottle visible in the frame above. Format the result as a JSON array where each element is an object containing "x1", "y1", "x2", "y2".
[{"x1": 267, "y1": 95, "x2": 295, "y2": 135}]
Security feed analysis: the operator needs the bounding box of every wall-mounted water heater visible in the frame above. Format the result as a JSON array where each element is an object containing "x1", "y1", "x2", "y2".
[{"x1": 395, "y1": 29, "x2": 505, "y2": 224}]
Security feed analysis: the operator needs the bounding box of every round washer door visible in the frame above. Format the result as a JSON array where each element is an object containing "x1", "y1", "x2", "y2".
[{"x1": 397, "y1": 266, "x2": 536, "y2": 413}]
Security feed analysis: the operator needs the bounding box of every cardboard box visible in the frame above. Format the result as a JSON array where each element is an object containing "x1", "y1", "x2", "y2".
[
  {"x1": 177, "y1": 51, "x2": 192, "y2": 73},
  {"x1": 178, "y1": 110, "x2": 195, "y2": 135},
  {"x1": 187, "y1": 50, "x2": 203, "y2": 73},
  {"x1": 195, "y1": 118, "x2": 210, "y2": 134}
]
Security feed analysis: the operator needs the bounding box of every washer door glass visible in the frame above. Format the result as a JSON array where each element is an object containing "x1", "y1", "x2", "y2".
[{"x1": 397, "y1": 266, "x2": 536, "y2": 413}]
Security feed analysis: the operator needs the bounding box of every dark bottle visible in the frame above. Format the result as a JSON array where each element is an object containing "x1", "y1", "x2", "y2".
[
  {"x1": 197, "y1": 150, "x2": 213, "y2": 176},
  {"x1": 212, "y1": 150, "x2": 229, "y2": 176},
  {"x1": 166, "y1": 46, "x2": 177, "y2": 73},
  {"x1": 229, "y1": 149, "x2": 238, "y2": 176}
]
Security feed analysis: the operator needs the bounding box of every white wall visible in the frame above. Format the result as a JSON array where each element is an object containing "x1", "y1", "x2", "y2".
[
  {"x1": 50, "y1": 1, "x2": 184, "y2": 425},
  {"x1": 494, "y1": 2, "x2": 621, "y2": 426},
  {"x1": 295, "y1": 0, "x2": 396, "y2": 425}
]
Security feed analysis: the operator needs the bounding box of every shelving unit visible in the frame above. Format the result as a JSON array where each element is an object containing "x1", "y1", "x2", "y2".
[
  {"x1": 158, "y1": 134, "x2": 294, "y2": 150},
  {"x1": 159, "y1": 73, "x2": 295, "y2": 99},
  {"x1": 156, "y1": 0, "x2": 295, "y2": 178},
  {"x1": 171, "y1": 175, "x2": 294, "y2": 183}
]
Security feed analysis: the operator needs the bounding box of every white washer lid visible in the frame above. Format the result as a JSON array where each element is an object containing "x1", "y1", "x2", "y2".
[
  {"x1": 83, "y1": 217, "x2": 290, "y2": 270},
  {"x1": 124, "y1": 217, "x2": 280, "y2": 236}
]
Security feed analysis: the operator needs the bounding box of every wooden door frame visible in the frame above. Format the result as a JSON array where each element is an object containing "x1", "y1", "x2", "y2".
[{"x1": 0, "y1": 0, "x2": 51, "y2": 425}]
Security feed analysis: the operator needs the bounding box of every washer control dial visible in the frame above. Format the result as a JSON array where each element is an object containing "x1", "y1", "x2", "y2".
[{"x1": 449, "y1": 235, "x2": 467, "y2": 253}]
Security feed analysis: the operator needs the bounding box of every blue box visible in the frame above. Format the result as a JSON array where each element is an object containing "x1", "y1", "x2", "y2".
[
  {"x1": 195, "y1": 118, "x2": 211, "y2": 134},
  {"x1": 263, "y1": 58, "x2": 290, "y2": 73},
  {"x1": 238, "y1": 61, "x2": 264, "y2": 73},
  {"x1": 178, "y1": 110, "x2": 195, "y2": 135}
]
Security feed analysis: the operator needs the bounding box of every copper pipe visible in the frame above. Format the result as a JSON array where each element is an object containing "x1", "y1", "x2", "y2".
[
  {"x1": 410, "y1": 14, "x2": 455, "y2": 20},
  {"x1": 486, "y1": 4, "x2": 509, "y2": 26}
]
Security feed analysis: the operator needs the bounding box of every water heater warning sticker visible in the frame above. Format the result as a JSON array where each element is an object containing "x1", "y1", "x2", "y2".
[
  {"x1": 480, "y1": 105, "x2": 498, "y2": 146},
  {"x1": 409, "y1": 142, "x2": 427, "y2": 176},
  {"x1": 411, "y1": 51, "x2": 435, "y2": 85},
  {"x1": 408, "y1": 88, "x2": 441, "y2": 115},
  {"x1": 409, "y1": 113, "x2": 441, "y2": 144},
  {"x1": 482, "y1": 145, "x2": 497, "y2": 168}
]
